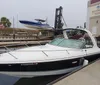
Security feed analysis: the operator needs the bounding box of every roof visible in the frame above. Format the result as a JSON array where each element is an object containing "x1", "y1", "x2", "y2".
[{"x1": 91, "y1": 0, "x2": 100, "y2": 4}]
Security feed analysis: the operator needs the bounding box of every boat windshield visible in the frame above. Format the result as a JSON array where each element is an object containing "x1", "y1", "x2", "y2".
[{"x1": 49, "y1": 38, "x2": 85, "y2": 49}]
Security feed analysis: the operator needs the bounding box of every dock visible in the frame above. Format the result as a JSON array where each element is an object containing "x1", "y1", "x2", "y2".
[
  {"x1": 52, "y1": 59, "x2": 100, "y2": 85},
  {"x1": 0, "y1": 40, "x2": 50, "y2": 47}
]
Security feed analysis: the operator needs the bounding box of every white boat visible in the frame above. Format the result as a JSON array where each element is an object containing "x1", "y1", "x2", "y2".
[{"x1": 0, "y1": 28, "x2": 99, "y2": 77}]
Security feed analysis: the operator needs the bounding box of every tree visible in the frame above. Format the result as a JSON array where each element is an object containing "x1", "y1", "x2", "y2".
[{"x1": 0, "y1": 17, "x2": 11, "y2": 27}]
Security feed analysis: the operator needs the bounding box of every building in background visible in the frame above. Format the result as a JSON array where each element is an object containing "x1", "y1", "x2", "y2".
[
  {"x1": 0, "y1": 22, "x2": 5, "y2": 29},
  {"x1": 88, "y1": 0, "x2": 100, "y2": 37}
]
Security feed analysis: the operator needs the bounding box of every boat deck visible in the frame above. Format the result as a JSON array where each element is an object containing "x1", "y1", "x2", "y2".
[{"x1": 53, "y1": 59, "x2": 100, "y2": 85}]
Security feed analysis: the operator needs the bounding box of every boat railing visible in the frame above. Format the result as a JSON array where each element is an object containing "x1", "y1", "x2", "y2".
[
  {"x1": 41, "y1": 50, "x2": 70, "y2": 57},
  {"x1": 24, "y1": 43, "x2": 29, "y2": 47},
  {"x1": 42, "y1": 51, "x2": 48, "y2": 57},
  {"x1": 3, "y1": 46, "x2": 18, "y2": 59}
]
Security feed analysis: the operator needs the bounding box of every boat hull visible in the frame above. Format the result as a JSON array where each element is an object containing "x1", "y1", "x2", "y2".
[
  {"x1": 19, "y1": 20, "x2": 51, "y2": 29},
  {"x1": 0, "y1": 66, "x2": 81, "y2": 77},
  {"x1": 0, "y1": 53, "x2": 99, "y2": 77},
  {"x1": 0, "y1": 57, "x2": 83, "y2": 77},
  {"x1": 24, "y1": 24, "x2": 51, "y2": 29}
]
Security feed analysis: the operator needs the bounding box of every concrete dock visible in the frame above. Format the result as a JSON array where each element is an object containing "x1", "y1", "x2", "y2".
[{"x1": 53, "y1": 59, "x2": 100, "y2": 85}]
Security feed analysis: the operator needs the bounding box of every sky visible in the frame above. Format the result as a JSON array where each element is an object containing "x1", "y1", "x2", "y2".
[{"x1": 0, "y1": 0, "x2": 89, "y2": 28}]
